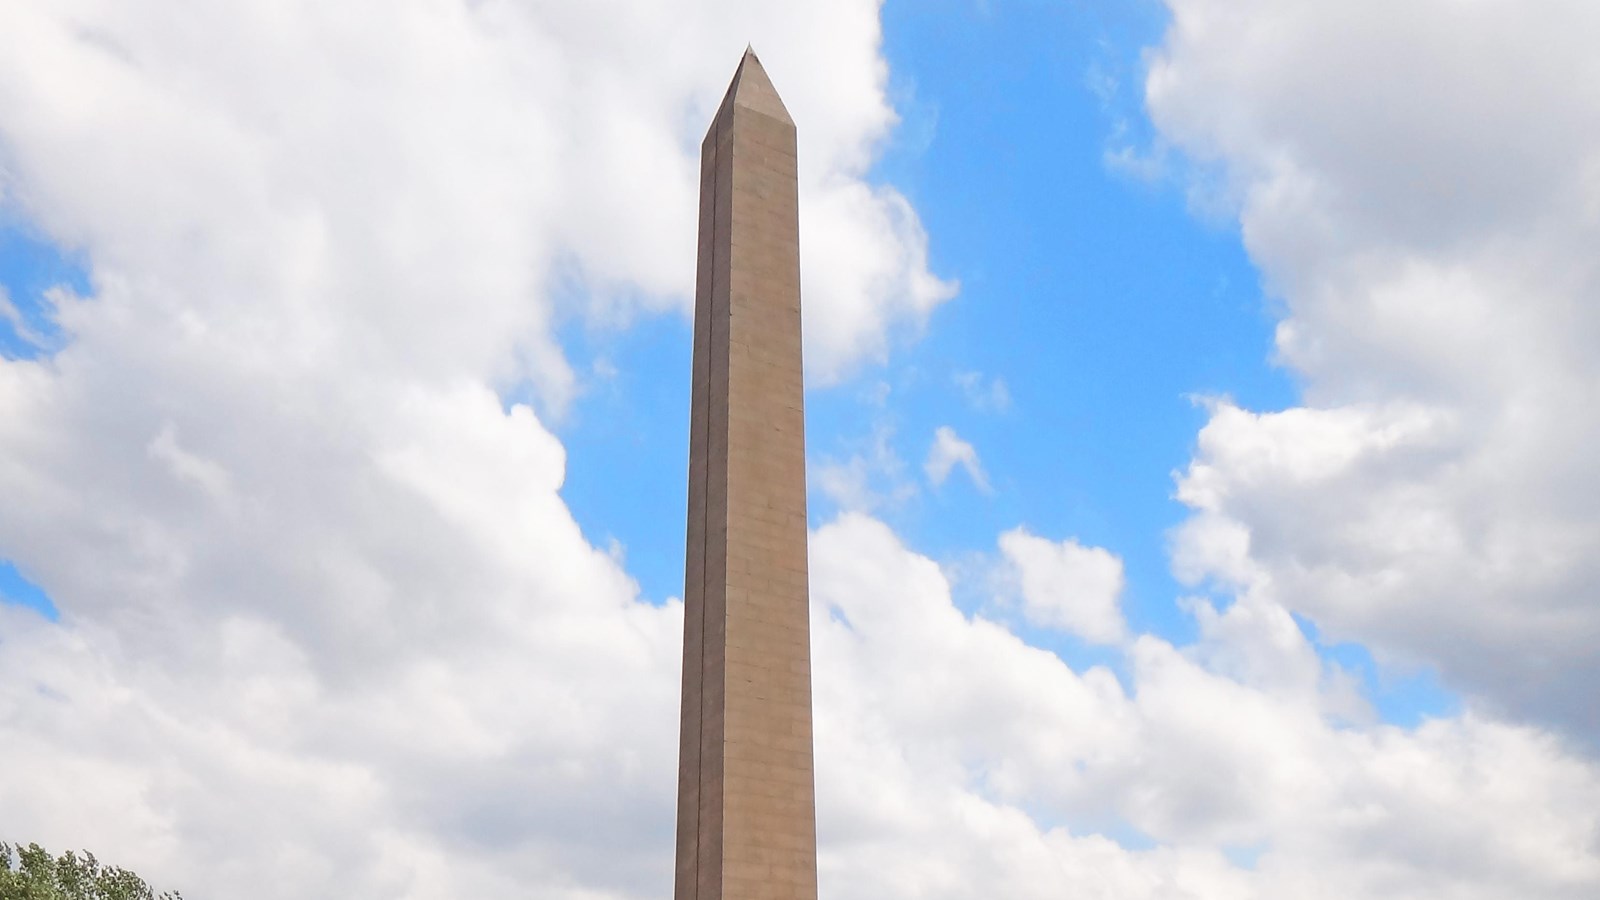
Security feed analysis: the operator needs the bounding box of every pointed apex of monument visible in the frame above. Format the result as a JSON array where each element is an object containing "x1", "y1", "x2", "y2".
[{"x1": 718, "y1": 45, "x2": 793, "y2": 126}]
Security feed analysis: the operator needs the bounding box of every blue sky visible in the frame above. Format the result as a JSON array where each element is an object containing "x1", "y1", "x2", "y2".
[
  {"x1": 0, "y1": 225, "x2": 78, "y2": 619},
  {"x1": 2, "y1": 1, "x2": 1597, "y2": 897},
  {"x1": 0, "y1": 222, "x2": 84, "y2": 361}
]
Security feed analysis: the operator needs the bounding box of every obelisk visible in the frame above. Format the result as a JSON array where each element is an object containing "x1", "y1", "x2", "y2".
[{"x1": 674, "y1": 49, "x2": 818, "y2": 900}]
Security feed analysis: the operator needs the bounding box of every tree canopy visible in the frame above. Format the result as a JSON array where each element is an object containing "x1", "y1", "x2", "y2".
[{"x1": 0, "y1": 843, "x2": 180, "y2": 900}]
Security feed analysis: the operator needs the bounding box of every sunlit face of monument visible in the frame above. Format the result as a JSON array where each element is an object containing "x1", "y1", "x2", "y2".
[{"x1": 673, "y1": 49, "x2": 818, "y2": 900}]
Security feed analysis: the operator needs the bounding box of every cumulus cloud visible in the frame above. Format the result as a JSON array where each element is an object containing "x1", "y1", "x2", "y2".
[
  {"x1": 0, "y1": 0, "x2": 951, "y2": 407},
  {"x1": 811, "y1": 514, "x2": 1600, "y2": 899},
  {"x1": 1148, "y1": 0, "x2": 1600, "y2": 740},
  {"x1": 997, "y1": 527, "x2": 1126, "y2": 644},
  {"x1": 923, "y1": 425, "x2": 991, "y2": 493}
]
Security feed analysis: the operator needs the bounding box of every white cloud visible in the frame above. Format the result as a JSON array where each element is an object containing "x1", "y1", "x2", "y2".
[
  {"x1": 923, "y1": 424, "x2": 991, "y2": 493},
  {"x1": 953, "y1": 369, "x2": 1010, "y2": 413},
  {"x1": 803, "y1": 181, "x2": 959, "y2": 381},
  {"x1": 1150, "y1": 0, "x2": 1600, "y2": 740},
  {"x1": 10, "y1": 501, "x2": 1594, "y2": 897},
  {"x1": 0, "y1": 0, "x2": 951, "y2": 411},
  {"x1": 812, "y1": 422, "x2": 917, "y2": 514},
  {"x1": 997, "y1": 527, "x2": 1126, "y2": 644},
  {"x1": 811, "y1": 513, "x2": 1600, "y2": 899}
]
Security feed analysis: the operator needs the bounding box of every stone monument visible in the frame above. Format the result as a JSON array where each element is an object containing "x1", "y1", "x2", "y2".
[{"x1": 674, "y1": 48, "x2": 818, "y2": 900}]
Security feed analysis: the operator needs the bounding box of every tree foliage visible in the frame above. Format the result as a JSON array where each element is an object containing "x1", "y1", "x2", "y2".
[{"x1": 0, "y1": 843, "x2": 181, "y2": 900}]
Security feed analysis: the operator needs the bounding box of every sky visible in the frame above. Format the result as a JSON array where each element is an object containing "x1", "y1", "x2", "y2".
[{"x1": 1, "y1": 0, "x2": 1599, "y2": 897}]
